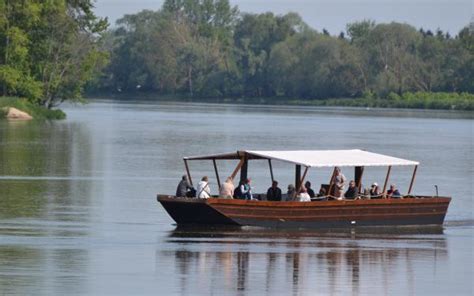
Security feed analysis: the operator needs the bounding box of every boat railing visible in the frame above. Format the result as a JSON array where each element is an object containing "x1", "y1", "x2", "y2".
[{"x1": 159, "y1": 193, "x2": 448, "y2": 202}]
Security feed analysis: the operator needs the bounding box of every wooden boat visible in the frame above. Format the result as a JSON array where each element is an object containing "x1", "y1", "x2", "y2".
[{"x1": 157, "y1": 150, "x2": 451, "y2": 229}]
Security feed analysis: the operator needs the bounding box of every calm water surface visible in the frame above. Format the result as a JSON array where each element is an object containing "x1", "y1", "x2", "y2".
[{"x1": 0, "y1": 100, "x2": 472, "y2": 295}]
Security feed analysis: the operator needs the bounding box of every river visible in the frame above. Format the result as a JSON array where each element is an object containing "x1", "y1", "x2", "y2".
[{"x1": 0, "y1": 100, "x2": 472, "y2": 295}]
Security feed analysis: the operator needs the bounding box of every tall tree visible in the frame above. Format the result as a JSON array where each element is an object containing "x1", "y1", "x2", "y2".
[
  {"x1": 234, "y1": 12, "x2": 306, "y2": 96},
  {"x1": 0, "y1": 0, "x2": 108, "y2": 108},
  {"x1": 367, "y1": 23, "x2": 420, "y2": 95}
]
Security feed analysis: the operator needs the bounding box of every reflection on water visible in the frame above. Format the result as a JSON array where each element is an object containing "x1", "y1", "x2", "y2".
[
  {"x1": 161, "y1": 227, "x2": 451, "y2": 295},
  {"x1": 0, "y1": 246, "x2": 89, "y2": 295},
  {"x1": 0, "y1": 101, "x2": 473, "y2": 295},
  {"x1": 0, "y1": 120, "x2": 95, "y2": 221}
]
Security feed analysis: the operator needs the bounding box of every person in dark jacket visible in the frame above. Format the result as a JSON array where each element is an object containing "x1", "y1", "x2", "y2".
[
  {"x1": 305, "y1": 181, "x2": 315, "y2": 198},
  {"x1": 344, "y1": 180, "x2": 359, "y2": 199},
  {"x1": 233, "y1": 180, "x2": 244, "y2": 199},
  {"x1": 369, "y1": 182, "x2": 380, "y2": 197},
  {"x1": 387, "y1": 184, "x2": 401, "y2": 198},
  {"x1": 176, "y1": 175, "x2": 193, "y2": 197},
  {"x1": 266, "y1": 180, "x2": 282, "y2": 201}
]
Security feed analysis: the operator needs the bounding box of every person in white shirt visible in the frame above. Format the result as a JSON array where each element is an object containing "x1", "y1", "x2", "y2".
[
  {"x1": 197, "y1": 176, "x2": 211, "y2": 198},
  {"x1": 296, "y1": 186, "x2": 311, "y2": 202}
]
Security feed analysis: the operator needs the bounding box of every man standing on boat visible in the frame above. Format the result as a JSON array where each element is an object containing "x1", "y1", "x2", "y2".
[{"x1": 333, "y1": 167, "x2": 346, "y2": 199}]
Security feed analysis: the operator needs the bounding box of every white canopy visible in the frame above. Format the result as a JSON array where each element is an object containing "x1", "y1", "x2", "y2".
[{"x1": 184, "y1": 149, "x2": 419, "y2": 168}]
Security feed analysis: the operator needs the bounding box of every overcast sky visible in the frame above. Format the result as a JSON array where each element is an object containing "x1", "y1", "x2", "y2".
[{"x1": 94, "y1": 0, "x2": 473, "y2": 35}]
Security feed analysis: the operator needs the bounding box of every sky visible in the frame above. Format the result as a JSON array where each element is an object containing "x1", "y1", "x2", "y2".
[{"x1": 94, "y1": 0, "x2": 473, "y2": 35}]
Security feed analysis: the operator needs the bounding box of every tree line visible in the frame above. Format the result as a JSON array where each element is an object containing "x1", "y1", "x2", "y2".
[
  {"x1": 94, "y1": 0, "x2": 473, "y2": 101},
  {"x1": 1, "y1": 0, "x2": 473, "y2": 110}
]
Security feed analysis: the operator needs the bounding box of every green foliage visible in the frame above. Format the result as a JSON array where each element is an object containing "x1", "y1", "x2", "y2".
[
  {"x1": 88, "y1": 2, "x2": 473, "y2": 108},
  {"x1": 0, "y1": 96, "x2": 66, "y2": 119},
  {"x1": 288, "y1": 92, "x2": 474, "y2": 111},
  {"x1": 0, "y1": 0, "x2": 109, "y2": 109}
]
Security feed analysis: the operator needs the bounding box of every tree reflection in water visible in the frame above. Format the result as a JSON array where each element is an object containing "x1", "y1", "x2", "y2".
[
  {"x1": 160, "y1": 227, "x2": 447, "y2": 295},
  {"x1": 0, "y1": 120, "x2": 97, "y2": 295}
]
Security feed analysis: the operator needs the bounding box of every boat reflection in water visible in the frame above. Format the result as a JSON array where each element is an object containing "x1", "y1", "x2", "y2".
[{"x1": 159, "y1": 226, "x2": 448, "y2": 295}]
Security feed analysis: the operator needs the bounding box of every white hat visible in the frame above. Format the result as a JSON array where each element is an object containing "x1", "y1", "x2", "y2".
[{"x1": 372, "y1": 182, "x2": 378, "y2": 187}]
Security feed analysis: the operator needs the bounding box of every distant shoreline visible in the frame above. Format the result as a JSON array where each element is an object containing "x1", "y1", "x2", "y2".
[{"x1": 87, "y1": 91, "x2": 474, "y2": 112}]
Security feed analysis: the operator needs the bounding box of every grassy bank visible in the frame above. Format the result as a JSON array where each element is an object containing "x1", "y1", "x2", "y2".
[
  {"x1": 0, "y1": 97, "x2": 66, "y2": 120},
  {"x1": 287, "y1": 92, "x2": 474, "y2": 111}
]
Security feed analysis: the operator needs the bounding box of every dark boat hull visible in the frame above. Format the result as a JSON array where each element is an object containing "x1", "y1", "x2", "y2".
[{"x1": 157, "y1": 195, "x2": 451, "y2": 229}]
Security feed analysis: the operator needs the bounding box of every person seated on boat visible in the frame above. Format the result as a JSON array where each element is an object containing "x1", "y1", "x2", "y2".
[
  {"x1": 317, "y1": 185, "x2": 327, "y2": 197},
  {"x1": 333, "y1": 167, "x2": 346, "y2": 198},
  {"x1": 344, "y1": 180, "x2": 359, "y2": 199},
  {"x1": 296, "y1": 186, "x2": 311, "y2": 202},
  {"x1": 197, "y1": 176, "x2": 211, "y2": 199},
  {"x1": 370, "y1": 182, "x2": 381, "y2": 198},
  {"x1": 286, "y1": 184, "x2": 296, "y2": 201},
  {"x1": 240, "y1": 178, "x2": 254, "y2": 200},
  {"x1": 360, "y1": 187, "x2": 371, "y2": 199},
  {"x1": 233, "y1": 180, "x2": 244, "y2": 199},
  {"x1": 176, "y1": 175, "x2": 194, "y2": 197},
  {"x1": 219, "y1": 177, "x2": 234, "y2": 199},
  {"x1": 387, "y1": 184, "x2": 401, "y2": 198},
  {"x1": 304, "y1": 181, "x2": 316, "y2": 198},
  {"x1": 266, "y1": 180, "x2": 282, "y2": 201}
]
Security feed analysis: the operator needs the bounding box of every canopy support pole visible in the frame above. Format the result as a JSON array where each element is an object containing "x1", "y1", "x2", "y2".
[
  {"x1": 212, "y1": 159, "x2": 221, "y2": 189},
  {"x1": 407, "y1": 165, "x2": 418, "y2": 195},
  {"x1": 184, "y1": 159, "x2": 193, "y2": 186},
  {"x1": 268, "y1": 159, "x2": 274, "y2": 183},
  {"x1": 295, "y1": 165, "x2": 301, "y2": 190},
  {"x1": 297, "y1": 166, "x2": 309, "y2": 194},
  {"x1": 240, "y1": 156, "x2": 248, "y2": 183},
  {"x1": 230, "y1": 158, "x2": 245, "y2": 180},
  {"x1": 327, "y1": 167, "x2": 337, "y2": 196},
  {"x1": 382, "y1": 166, "x2": 392, "y2": 198},
  {"x1": 355, "y1": 166, "x2": 364, "y2": 193}
]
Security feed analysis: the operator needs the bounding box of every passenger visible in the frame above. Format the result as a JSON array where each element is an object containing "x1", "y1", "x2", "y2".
[
  {"x1": 305, "y1": 181, "x2": 316, "y2": 198},
  {"x1": 296, "y1": 187, "x2": 311, "y2": 202},
  {"x1": 176, "y1": 175, "x2": 193, "y2": 197},
  {"x1": 332, "y1": 167, "x2": 346, "y2": 198},
  {"x1": 196, "y1": 176, "x2": 211, "y2": 199},
  {"x1": 317, "y1": 186, "x2": 327, "y2": 197},
  {"x1": 266, "y1": 180, "x2": 282, "y2": 201},
  {"x1": 370, "y1": 182, "x2": 380, "y2": 197},
  {"x1": 287, "y1": 184, "x2": 296, "y2": 201},
  {"x1": 344, "y1": 180, "x2": 359, "y2": 199},
  {"x1": 362, "y1": 187, "x2": 371, "y2": 199},
  {"x1": 240, "y1": 178, "x2": 253, "y2": 200},
  {"x1": 219, "y1": 177, "x2": 234, "y2": 199},
  {"x1": 233, "y1": 180, "x2": 244, "y2": 199},
  {"x1": 387, "y1": 184, "x2": 401, "y2": 198}
]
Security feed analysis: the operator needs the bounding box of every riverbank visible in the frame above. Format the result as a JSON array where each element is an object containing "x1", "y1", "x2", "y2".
[
  {"x1": 0, "y1": 97, "x2": 66, "y2": 120},
  {"x1": 89, "y1": 91, "x2": 474, "y2": 111}
]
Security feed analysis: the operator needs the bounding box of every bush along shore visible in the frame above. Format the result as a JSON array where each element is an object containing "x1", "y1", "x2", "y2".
[
  {"x1": 0, "y1": 97, "x2": 66, "y2": 120},
  {"x1": 286, "y1": 92, "x2": 474, "y2": 111}
]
